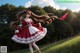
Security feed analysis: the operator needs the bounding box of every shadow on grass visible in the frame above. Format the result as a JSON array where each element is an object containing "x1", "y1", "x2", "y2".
[{"x1": 8, "y1": 35, "x2": 79, "y2": 53}]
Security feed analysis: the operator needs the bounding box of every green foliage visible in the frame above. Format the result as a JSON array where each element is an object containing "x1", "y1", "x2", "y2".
[
  {"x1": 54, "y1": 9, "x2": 64, "y2": 17},
  {"x1": 52, "y1": 19, "x2": 74, "y2": 41},
  {"x1": 28, "y1": 5, "x2": 46, "y2": 15},
  {"x1": 43, "y1": 6, "x2": 56, "y2": 13}
]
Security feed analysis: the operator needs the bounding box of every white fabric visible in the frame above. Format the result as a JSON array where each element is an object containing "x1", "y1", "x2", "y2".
[
  {"x1": 29, "y1": 26, "x2": 39, "y2": 34},
  {"x1": 19, "y1": 24, "x2": 22, "y2": 27}
]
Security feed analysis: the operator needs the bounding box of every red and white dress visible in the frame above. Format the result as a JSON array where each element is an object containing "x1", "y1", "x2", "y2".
[{"x1": 11, "y1": 17, "x2": 47, "y2": 44}]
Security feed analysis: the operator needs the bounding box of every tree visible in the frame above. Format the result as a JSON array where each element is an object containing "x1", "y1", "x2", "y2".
[
  {"x1": 52, "y1": 19, "x2": 74, "y2": 40},
  {"x1": 28, "y1": 5, "x2": 46, "y2": 15},
  {"x1": 43, "y1": 6, "x2": 56, "y2": 13}
]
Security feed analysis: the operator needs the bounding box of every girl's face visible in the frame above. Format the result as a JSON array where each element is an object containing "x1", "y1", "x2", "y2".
[
  {"x1": 26, "y1": 10, "x2": 31, "y2": 18},
  {"x1": 26, "y1": 14, "x2": 30, "y2": 18}
]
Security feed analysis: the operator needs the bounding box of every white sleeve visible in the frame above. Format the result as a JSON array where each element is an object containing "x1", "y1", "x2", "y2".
[{"x1": 15, "y1": 30, "x2": 19, "y2": 33}]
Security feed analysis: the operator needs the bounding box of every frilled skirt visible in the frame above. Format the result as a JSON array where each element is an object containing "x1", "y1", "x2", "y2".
[{"x1": 11, "y1": 24, "x2": 47, "y2": 44}]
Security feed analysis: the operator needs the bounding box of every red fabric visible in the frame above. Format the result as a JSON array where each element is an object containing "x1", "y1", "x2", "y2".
[
  {"x1": 21, "y1": 19, "x2": 29, "y2": 26},
  {"x1": 32, "y1": 23, "x2": 43, "y2": 31},
  {"x1": 58, "y1": 13, "x2": 68, "y2": 20},
  {"x1": 16, "y1": 27, "x2": 31, "y2": 38},
  {"x1": 15, "y1": 19, "x2": 44, "y2": 38}
]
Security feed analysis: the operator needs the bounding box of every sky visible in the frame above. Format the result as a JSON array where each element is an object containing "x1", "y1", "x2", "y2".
[{"x1": 0, "y1": 0, "x2": 80, "y2": 12}]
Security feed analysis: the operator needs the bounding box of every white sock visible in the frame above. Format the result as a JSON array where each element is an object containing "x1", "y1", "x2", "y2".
[
  {"x1": 29, "y1": 44, "x2": 34, "y2": 53},
  {"x1": 32, "y1": 42, "x2": 40, "y2": 51}
]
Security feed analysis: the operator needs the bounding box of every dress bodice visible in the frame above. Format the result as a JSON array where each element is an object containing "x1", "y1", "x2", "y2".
[{"x1": 21, "y1": 18, "x2": 33, "y2": 26}]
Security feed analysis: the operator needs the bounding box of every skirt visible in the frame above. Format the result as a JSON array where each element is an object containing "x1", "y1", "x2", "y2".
[{"x1": 11, "y1": 25, "x2": 47, "y2": 44}]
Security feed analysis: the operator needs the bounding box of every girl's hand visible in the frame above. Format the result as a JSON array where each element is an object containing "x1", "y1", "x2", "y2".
[{"x1": 15, "y1": 30, "x2": 19, "y2": 33}]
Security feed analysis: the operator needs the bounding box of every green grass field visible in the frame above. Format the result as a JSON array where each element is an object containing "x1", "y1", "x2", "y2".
[{"x1": 8, "y1": 35, "x2": 80, "y2": 53}]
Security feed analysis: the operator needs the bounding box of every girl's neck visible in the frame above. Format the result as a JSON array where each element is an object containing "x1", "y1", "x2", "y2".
[
  {"x1": 25, "y1": 17, "x2": 29, "y2": 19},
  {"x1": 24, "y1": 17, "x2": 29, "y2": 22}
]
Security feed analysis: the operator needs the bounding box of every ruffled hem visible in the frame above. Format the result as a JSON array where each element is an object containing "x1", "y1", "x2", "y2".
[{"x1": 11, "y1": 28, "x2": 47, "y2": 44}]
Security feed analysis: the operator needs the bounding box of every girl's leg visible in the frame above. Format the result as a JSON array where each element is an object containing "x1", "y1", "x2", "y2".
[
  {"x1": 32, "y1": 42, "x2": 42, "y2": 53},
  {"x1": 29, "y1": 43, "x2": 34, "y2": 53}
]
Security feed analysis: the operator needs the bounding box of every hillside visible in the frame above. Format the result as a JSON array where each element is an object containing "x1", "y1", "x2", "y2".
[{"x1": 8, "y1": 35, "x2": 80, "y2": 53}]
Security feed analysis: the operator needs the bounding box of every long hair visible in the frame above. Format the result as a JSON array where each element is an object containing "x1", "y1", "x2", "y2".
[
  {"x1": 9, "y1": 10, "x2": 54, "y2": 30},
  {"x1": 30, "y1": 11, "x2": 53, "y2": 24},
  {"x1": 9, "y1": 10, "x2": 26, "y2": 30}
]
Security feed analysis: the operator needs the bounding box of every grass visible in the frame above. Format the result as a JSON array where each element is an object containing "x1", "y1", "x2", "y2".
[{"x1": 8, "y1": 35, "x2": 80, "y2": 53}]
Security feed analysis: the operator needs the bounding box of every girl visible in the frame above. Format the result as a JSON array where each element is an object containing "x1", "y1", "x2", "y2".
[{"x1": 10, "y1": 10, "x2": 48, "y2": 53}]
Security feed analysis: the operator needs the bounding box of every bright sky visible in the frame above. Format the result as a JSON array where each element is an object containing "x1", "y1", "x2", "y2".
[{"x1": 0, "y1": 0, "x2": 80, "y2": 12}]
